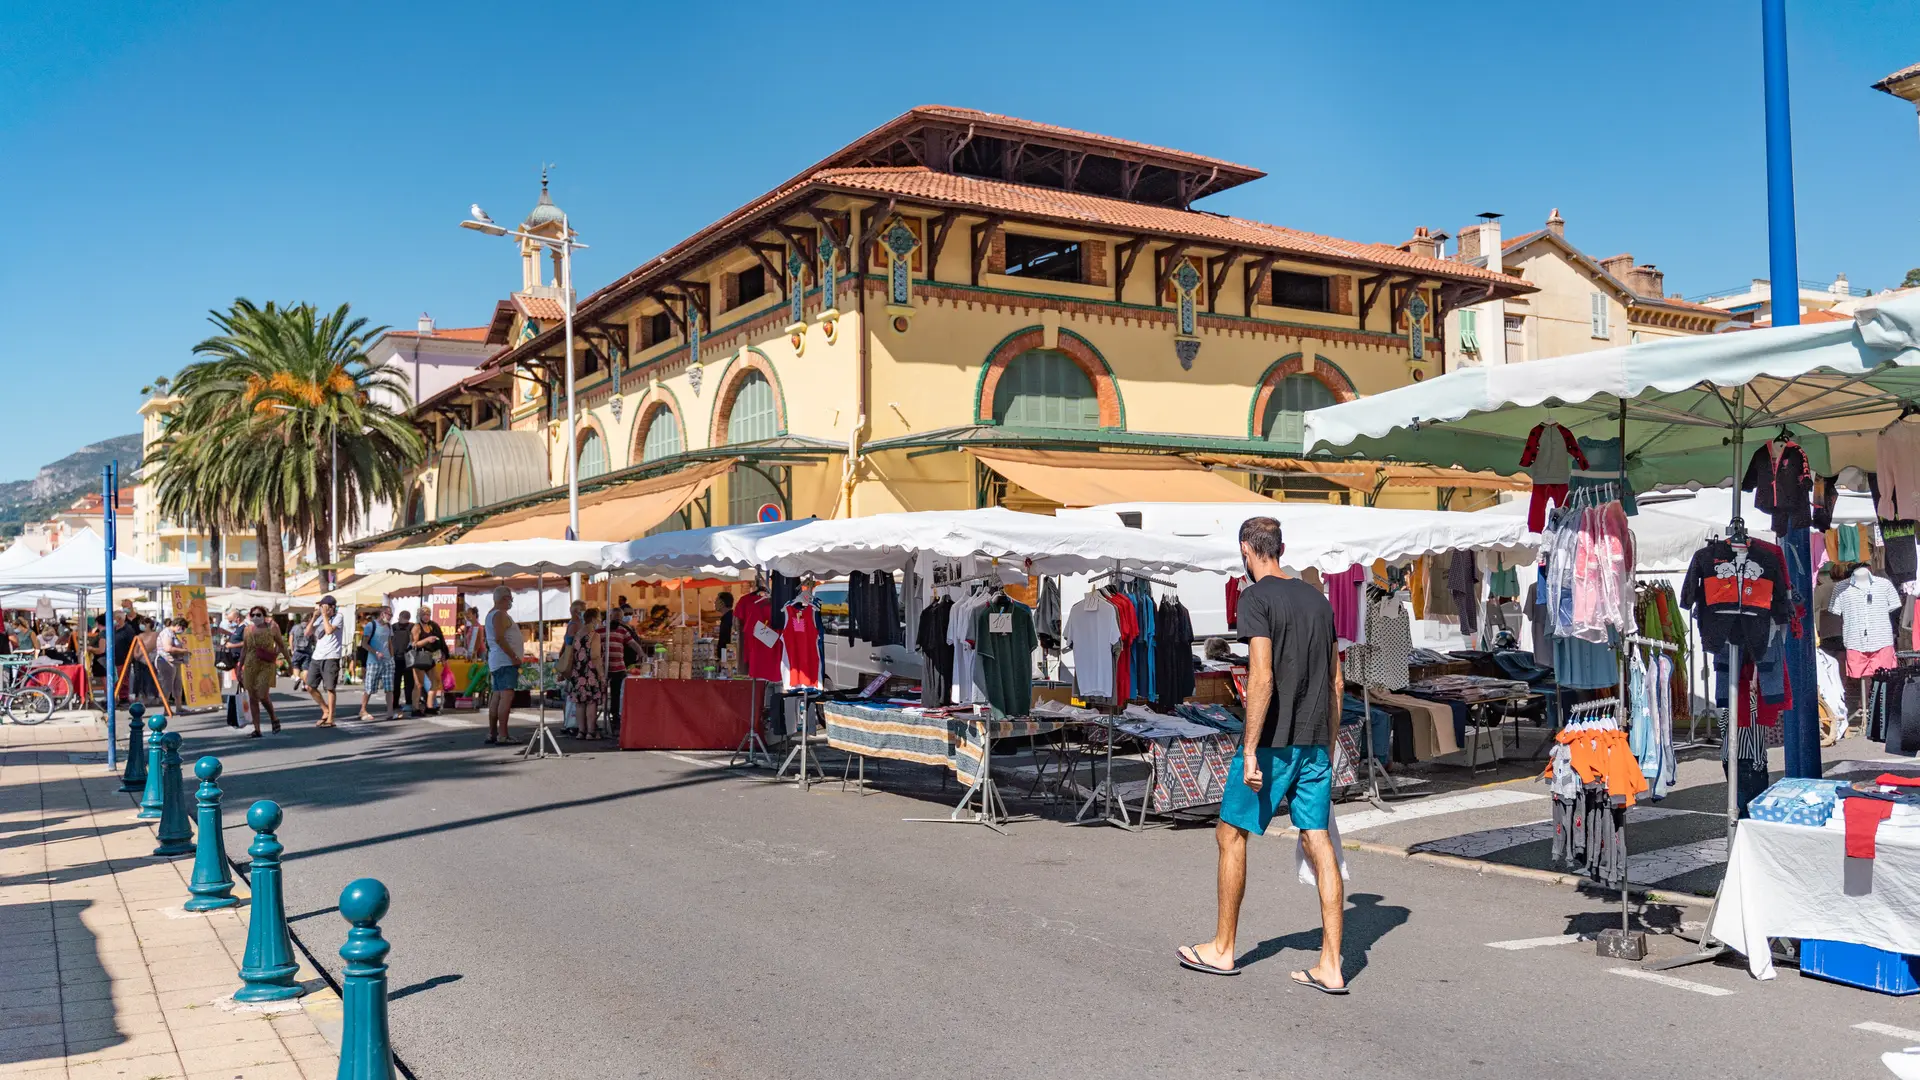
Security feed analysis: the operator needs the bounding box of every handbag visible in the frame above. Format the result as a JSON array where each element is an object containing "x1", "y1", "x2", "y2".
[{"x1": 409, "y1": 648, "x2": 436, "y2": 670}]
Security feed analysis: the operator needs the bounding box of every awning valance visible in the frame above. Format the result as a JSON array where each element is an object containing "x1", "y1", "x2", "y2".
[
  {"x1": 461, "y1": 458, "x2": 735, "y2": 543},
  {"x1": 966, "y1": 449, "x2": 1273, "y2": 507}
]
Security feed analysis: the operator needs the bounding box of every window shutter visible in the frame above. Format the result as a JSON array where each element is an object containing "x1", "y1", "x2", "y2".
[
  {"x1": 1591, "y1": 293, "x2": 1608, "y2": 338},
  {"x1": 1459, "y1": 309, "x2": 1479, "y2": 351}
]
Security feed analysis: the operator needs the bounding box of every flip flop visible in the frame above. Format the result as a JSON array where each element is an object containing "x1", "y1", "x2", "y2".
[
  {"x1": 1290, "y1": 970, "x2": 1349, "y2": 995},
  {"x1": 1177, "y1": 945, "x2": 1240, "y2": 977}
]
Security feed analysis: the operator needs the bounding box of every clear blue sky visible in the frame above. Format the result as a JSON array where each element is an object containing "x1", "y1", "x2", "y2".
[{"x1": 3, "y1": 0, "x2": 1917, "y2": 481}]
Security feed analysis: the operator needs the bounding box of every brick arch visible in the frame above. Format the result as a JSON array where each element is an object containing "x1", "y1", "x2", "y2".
[
  {"x1": 708, "y1": 347, "x2": 788, "y2": 447},
  {"x1": 974, "y1": 327, "x2": 1123, "y2": 428},
  {"x1": 1247, "y1": 353, "x2": 1358, "y2": 439},
  {"x1": 573, "y1": 415, "x2": 611, "y2": 476},
  {"x1": 628, "y1": 386, "x2": 687, "y2": 460}
]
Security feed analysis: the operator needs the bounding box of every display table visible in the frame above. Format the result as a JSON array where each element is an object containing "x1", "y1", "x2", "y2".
[
  {"x1": 26, "y1": 663, "x2": 87, "y2": 704},
  {"x1": 1709, "y1": 817, "x2": 1920, "y2": 980},
  {"x1": 443, "y1": 659, "x2": 485, "y2": 697},
  {"x1": 619, "y1": 676, "x2": 765, "y2": 751},
  {"x1": 821, "y1": 702, "x2": 1069, "y2": 832}
]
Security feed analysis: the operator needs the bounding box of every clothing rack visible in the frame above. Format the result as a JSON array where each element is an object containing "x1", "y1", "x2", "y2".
[
  {"x1": 1555, "y1": 695, "x2": 1650, "y2": 959},
  {"x1": 1090, "y1": 567, "x2": 1176, "y2": 590}
]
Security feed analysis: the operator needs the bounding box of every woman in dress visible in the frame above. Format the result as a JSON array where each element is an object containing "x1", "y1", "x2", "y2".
[
  {"x1": 411, "y1": 618, "x2": 449, "y2": 716},
  {"x1": 570, "y1": 608, "x2": 607, "y2": 740},
  {"x1": 240, "y1": 606, "x2": 290, "y2": 737}
]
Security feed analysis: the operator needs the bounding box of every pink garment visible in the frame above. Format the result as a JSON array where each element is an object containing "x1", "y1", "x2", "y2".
[
  {"x1": 1878, "y1": 418, "x2": 1920, "y2": 521},
  {"x1": 1326, "y1": 565, "x2": 1365, "y2": 643},
  {"x1": 1811, "y1": 530, "x2": 1828, "y2": 575},
  {"x1": 1570, "y1": 502, "x2": 1636, "y2": 643}
]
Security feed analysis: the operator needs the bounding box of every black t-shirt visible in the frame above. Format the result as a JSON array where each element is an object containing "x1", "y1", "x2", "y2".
[{"x1": 1236, "y1": 575, "x2": 1337, "y2": 748}]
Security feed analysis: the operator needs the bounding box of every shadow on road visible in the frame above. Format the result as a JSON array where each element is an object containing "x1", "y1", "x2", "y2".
[
  {"x1": 1237, "y1": 892, "x2": 1410, "y2": 982},
  {"x1": 390, "y1": 973, "x2": 463, "y2": 1001}
]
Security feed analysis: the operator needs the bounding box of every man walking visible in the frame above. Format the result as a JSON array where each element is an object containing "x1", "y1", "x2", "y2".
[
  {"x1": 356, "y1": 606, "x2": 397, "y2": 721},
  {"x1": 305, "y1": 596, "x2": 345, "y2": 728},
  {"x1": 485, "y1": 585, "x2": 523, "y2": 746},
  {"x1": 1179, "y1": 516, "x2": 1347, "y2": 993}
]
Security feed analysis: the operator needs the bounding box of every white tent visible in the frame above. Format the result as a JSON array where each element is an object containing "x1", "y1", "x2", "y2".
[
  {"x1": 0, "y1": 529, "x2": 186, "y2": 594},
  {"x1": 0, "y1": 540, "x2": 41, "y2": 572},
  {"x1": 600, "y1": 520, "x2": 808, "y2": 576},
  {"x1": 354, "y1": 538, "x2": 614, "y2": 578}
]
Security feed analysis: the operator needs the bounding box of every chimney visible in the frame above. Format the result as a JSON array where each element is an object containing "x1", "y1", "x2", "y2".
[
  {"x1": 1830, "y1": 273, "x2": 1850, "y2": 296},
  {"x1": 1457, "y1": 226, "x2": 1482, "y2": 261},
  {"x1": 1545, "y1": 208, "x2": 1565, "y2": 238},
  {"x1": 1478, "y1": 213, "x2": 1503, "y2": 273},
  {"x1": 418, "y1": 312, "x2": 435, "y2": 335},
  {"x1": 1626, "y1": 264, "x2": 1665, "y2": 298},
  {"x1": 1599, "y1": 253, "x2": 1635, "y2": 281},
  {"x1": 1400, "y1": 226, "x2": 1441, "y2": 260}
]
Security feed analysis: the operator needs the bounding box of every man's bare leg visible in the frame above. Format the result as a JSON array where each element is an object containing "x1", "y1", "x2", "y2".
[
  {"x1": 1192, "y1": 821, "x2": 1249, "y2": 970},
  {"x1": 1295, "y1": 828, "x2": 1346, "y2": 990}
]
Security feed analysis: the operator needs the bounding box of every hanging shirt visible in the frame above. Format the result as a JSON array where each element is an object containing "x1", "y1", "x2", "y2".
[
  {"x1": 917, "y1": 597, "x2": 954, "y2": 706},
  {"x1": 1520, "y1": 422, "x2": 1588, "y2": 485},
  {"x1": 947, "y1": 591, "x2": 991, "y2": 705},
  {"x1": 1570, "y1": 435, "x2": 1638, "y2": 516},
  {"x1": 734, "y1": 592, "x2": 783, "y2": 683},
  {"x1": 972, "y1": 596, "x2": 1037, "y2": 716},
  {"x1": 1225, "y1": 577, "x2": 1244, "y2": 631},
  {"x1": 1680, "y1": 539, "x2": 1791, "y2": 655},
  {"x1": 1326, "y1": 565, "x2": 1365, "y2": 645},
  {"x1": 1877, "y1": 418, "x2": 1920, "y2": 521},
  {"x1": 1350, "y1": 594, "x2": 1412, "y2": 691},
  {"x1": 1828, "y1": 573, "x2": 1902, "y2": 653},
  {"x1": 778, "y1": 602, "x2": 823, "y2": 690},
  {"x1": 1104, "y1": 593, "x2": 1139, "y2": 702},
  {"x1": 1741, "y1": 439, "x2": 1813, "y2": 534},
  {"x1": 1064, "y1": 592, "x2": 1121, "y2": 701}
]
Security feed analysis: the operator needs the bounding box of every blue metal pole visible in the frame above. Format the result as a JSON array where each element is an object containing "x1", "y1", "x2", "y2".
[
  {"x1": 1762, "y1": 0, "x2": 1821, "y2": 779},
  {"x1": 103, "y1": 462, "x2": 118, "y2": 771}
]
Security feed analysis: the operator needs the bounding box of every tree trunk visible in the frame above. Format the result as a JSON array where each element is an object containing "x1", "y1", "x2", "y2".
[
  {"x1": 264, "y1": 520, "x2": 287, "y2": 593},
  {"x1": 208, "y1": 528, "x2": 224, "y2": 589},
  {"x1": 255, "y1": 522, "x2": 271, "y2": 591}
]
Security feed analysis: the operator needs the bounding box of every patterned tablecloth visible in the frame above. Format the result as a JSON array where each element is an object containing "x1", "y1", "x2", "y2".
[{"x1": 821, "y1": 702, "x2": 1068, "y2": 787}]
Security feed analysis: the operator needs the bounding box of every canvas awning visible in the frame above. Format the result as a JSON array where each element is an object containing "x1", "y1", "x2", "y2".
[
  {"x1": 0, "y1": 528, "x2": 187, "y2": 593},
  {"x1": 461, "y1": 459, "x2": 735, "y2": 543},
  {"x1": 966, "y1": 449, "x2": 1272, "y2": 507},
  {"x1": 1188, "y1": 456, "x2": 1530, "y2": 493}
]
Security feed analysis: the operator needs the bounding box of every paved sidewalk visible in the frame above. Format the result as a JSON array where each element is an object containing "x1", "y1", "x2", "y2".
[{"x1": 0, "y1": 714, "x2": 340, "y2": 1080}]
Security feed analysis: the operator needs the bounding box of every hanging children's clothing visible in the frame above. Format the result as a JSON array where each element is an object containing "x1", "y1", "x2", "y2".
[
  {"x1": 1571, "y1": 436, "x2": 1638, "y2": 516},
  {"x1": 1544, "y1": 710, "x2": 1649, "y2": 887},
  {"x1": 1830, "y1": 569, "x2": 1902, "y2": 677},
  {"x1": 1521, "y1": 421, "x2": 1588, "y2": 531},
  {"x1": 1681, "y1": 538, "x2": 1792, "y2": 656},
  {"x1": 1627, "y1": 651, "x2": 1678, "y2": 799},
  {"x1": 1741, "y1": 438, "x2": 1814, "y2": 533}
]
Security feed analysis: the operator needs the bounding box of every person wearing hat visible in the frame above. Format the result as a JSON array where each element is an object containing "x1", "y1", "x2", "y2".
[{"x1": 305, "y1": 595, "x2": 346, "y2": 727}]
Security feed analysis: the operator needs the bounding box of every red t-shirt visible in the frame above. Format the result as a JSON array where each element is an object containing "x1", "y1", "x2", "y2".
[
  {"x1": 779, "y1": 603, "x2": 822, "y2": 690},
  {"x1": 1104, "y1": 593, "x2": 1139, "y2": 702},
  {"x1": 735, "y1": 593, "x2": 782, "y2": 683}
]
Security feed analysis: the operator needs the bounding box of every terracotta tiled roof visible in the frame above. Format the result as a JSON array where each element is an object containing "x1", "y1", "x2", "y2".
[
  {"x1": 387, "y1": 325, "x2": 490, "y2": 342},
  {"x1": 1502, "y1": 229, "x2": 1544, "y2": 251},
  {"x1": 513, "y1": 295, "x2": 567, "y2": 322},
  {"x1": 1645, "y1": 295, "x2": 1736, "y2": 317},
  {"x1": 1744, "y1": 308, "x2": 1852, "y2": 329},
  {"x1": 811, "y1": 167, "x2": 1527, "y2": 287},
  {"x1": 1874, "y1": 62, "x2": 1920, "y2": 91}
]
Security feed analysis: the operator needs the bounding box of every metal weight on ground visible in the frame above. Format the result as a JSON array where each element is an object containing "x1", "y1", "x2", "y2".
[
  {"x1": 233, "y1": 800, "x2": 303, "y2": 1002},
  {"x1": 151, "y1": 732, "x2": 195, "y2": 857},
  {"x1": 336, "y1": 878, "x2": 395, "y2": 1080},
  {"x1": 183, "y1": 756, "x2": 238, "y2": 911},
  {"x1": 118, "y1": 702, "x2": 147, "y2": 792},
  {"x1": 136, "y1": 712, "x2": 167, "y2": 819}
]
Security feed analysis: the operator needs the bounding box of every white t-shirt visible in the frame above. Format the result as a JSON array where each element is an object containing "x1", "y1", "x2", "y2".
[
  {"x1": 1828, "y1": 573, "x2": 1901, "y2": 653},
  {"x1": 946, "y1": 592, "x2": 991, "y2": 706},
  {"x1": 1063, "y1": 593, "x2": 1121, "y2": 700},
  {"x1": 154, "y1": 626, "x2": 181, "y2": 666},
  {"x1": 309, "y1": 611, "x2": 346, "y2": 661}
]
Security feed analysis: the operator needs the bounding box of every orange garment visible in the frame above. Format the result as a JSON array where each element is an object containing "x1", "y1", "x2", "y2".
[
  {"x1": 1410, "y1": 557, "x2": 1429, "y2": 619},
  {"x1": 1546, "y1": 727, "x2": 1649, "y2": 807}
]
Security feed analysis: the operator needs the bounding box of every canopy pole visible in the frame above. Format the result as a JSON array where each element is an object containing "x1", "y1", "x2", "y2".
[
  {"x1": 102, "y1": 462, "x2": 118, "y2": 771},
  {"x1": 520, "y1": 569, "x2": 565, "y2": 760}
]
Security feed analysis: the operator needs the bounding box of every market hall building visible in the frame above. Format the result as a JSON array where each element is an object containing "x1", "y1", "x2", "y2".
[{"x1": 371, "y1": 107, "x2": 1535, "y2": 548}]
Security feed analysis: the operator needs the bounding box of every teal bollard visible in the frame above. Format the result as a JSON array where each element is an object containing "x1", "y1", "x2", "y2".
[
  {"x1": 233, "y1": 801, "x2": 303, "y2": 1002},
  {"x1": 136, "y1": 713, "x2": 168, "y2": 819},
  {"x1": 183, "y1": 757, "x2": 237, "y2": 911},
  {"x1": 151, "y1": 733, "x2": 195, "y2": 857},
  {"x1": 336, "y1": 879, "x2": 394, "y2": 1080},
  {"x1": 118, "y1": 702, "x2": 148, "y2": 792}
]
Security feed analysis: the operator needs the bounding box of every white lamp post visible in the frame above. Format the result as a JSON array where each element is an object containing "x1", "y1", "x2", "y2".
[{"x1": 462, "y1": 200, "x2": 589, "y2": 598}]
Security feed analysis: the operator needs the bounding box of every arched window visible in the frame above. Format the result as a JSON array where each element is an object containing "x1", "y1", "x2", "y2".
[
  {"x1": 728, "y1": 465, "x2": 784, "y2": 526},
  {"x1": 725, "y1": 371, "x2": 777, "y2": 444},
  {"x1": 991, "y1": 349, "x2": 1099, "y2": 428},
  {"x1": 577, "y1": 430, "x2": 608, "y2": 480},
  {"x1": 636, "y1": 406, "x2": 683, "y2": 463},
  {"x1": 404, "y1": 486, "x2": 427, "y2": 527},
  {"x1": 1261, "y1": 374, "x2": 1338, "y2": 451}
]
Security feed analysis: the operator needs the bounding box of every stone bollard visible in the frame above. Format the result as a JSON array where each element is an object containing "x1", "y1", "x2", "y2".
[
  {"x1": 183, "y1": 757, "x2": 237, "y2": 911},
  {"x1": 336, "y1": 878, "x2": 394, "y2": 1080},
  {"x1": 151, "y1": 733, "x2": 195, "y2": 857},
  {"x1": 118, "y1": 702, "x2": 148, "y2": 792},
  {"x1": 233, "y1": 801, "x2": 303, "y2": 1002},
  {"x1": 136, "y1": 712, "x2": 168, "y2": 819}
]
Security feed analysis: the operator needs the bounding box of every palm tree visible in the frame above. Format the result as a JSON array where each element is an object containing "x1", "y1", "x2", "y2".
[{"x1": 154, "y1": 299, "x2": 426, "y2": 591}]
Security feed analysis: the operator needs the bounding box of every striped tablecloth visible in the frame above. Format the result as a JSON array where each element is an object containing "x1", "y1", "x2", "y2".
[{"x1": 821, "y1": 702, "x2": 1068, "y2": 787}]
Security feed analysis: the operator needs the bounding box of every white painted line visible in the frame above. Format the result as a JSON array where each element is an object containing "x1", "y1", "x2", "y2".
[
  {"x1": 1607, "y1": 967, "x2": 1734, "y2": 997},
  {"x1": 1854, "y1": 1021, "x2": 1920, "y2": 1042},
  {"x1": 1335, "y1": 787, "x2": 1545, "y2": 833},
  {"x1": 1485, "y1": 933, "x2": 1593, "y2": 951},
  {"x1": 663, "y1": 753, "x2": 731, "y2": 770},
  {"x1": 426, "y1": 716, "x2": 479, "y2": 728}
]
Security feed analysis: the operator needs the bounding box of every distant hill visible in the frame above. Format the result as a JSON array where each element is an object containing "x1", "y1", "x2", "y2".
[{"x1": 0, "y1": 433, "x2": 143, "y2": 537}]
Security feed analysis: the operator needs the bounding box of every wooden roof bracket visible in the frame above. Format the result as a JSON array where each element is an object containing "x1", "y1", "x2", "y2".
[
  {"x1": 748, "y1": 242, "x2": 788, "y2": 295},
  {"x1": 1154, "y1": 241, "x2": 1193, "y2": 298},
  {"x1": 1357, "y1": 273, "x2": 1391, "y2": 332},
  {"x1": 925, "y1": 212, "x2": 959, "y2": 284},
  {"x1": 1113, "y1": 237, "x2": 1149, "y2": 303},
  {"x1": 1243, "y1": 255, "x2": 1276, "y2": 317},
  {"x1": 970, "y1": 215, "x2": 1005, "y2": 287},
  {"x1": 1206, "y1": 248, "x2": 1243, "y2": 314}
]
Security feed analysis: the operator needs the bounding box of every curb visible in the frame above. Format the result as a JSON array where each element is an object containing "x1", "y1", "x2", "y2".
[{"x1": 1341, "y1": 838, "x2": 1717, "y2": 910}]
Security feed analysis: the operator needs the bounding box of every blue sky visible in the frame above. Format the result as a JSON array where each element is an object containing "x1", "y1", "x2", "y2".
[{"x1": 3, "y1": 0, "x2": 1917, "y2": 481}]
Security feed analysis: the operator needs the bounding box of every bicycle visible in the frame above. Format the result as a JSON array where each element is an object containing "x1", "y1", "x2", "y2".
[{"x1": 0, "y1": 655, "x2": 56, "y2": 725}]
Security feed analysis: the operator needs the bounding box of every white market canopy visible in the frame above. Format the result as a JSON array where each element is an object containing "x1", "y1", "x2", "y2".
[
  {"x1": 605, "y1": 508, "x2": 1244, "y2": 578},
  {"x1": 0, "y1": 540, "x2": 42, "y2": 572},
  {"x1": 1061, "y1": 502, "x2": 1536, "y2": 575},
  {"x1": 1302, "y1": 293, "x2": 1920, "y2": 487},
  {"x1": 355, "y1": 538, "x2": 613, "y2": 578},
  {"x1": 0, "y1": 528, "x2": 187, "y2": 595}
]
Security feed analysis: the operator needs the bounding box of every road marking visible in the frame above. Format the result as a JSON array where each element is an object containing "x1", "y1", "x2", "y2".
[
  {"x1": 1607, "y1": 967, "x2": 1733, "y2": 996},
  {"x1": 1854, "y1": 1021, "x2": 1920, "y2": 1042},
  {"x1": 1486, "y1": 933, "x2": 1593, "y2": 950},
  {"x1": 663, "y1": 753, "x2": 732, "y2": 770},
  {"x1": 1335, "y1": 787, "x2": 1544, "y2": 833},
  {"x1": 426, "y1": 716, "x2": 479, "y2": 728}
]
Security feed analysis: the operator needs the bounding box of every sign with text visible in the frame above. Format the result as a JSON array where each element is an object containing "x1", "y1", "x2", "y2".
[{"x1": 169, "y1": 585, "x2": 222, "y2": 709}]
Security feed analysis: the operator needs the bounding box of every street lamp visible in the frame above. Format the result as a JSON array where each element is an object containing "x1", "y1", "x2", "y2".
[{"x1": 461, "y1": 197, "x2": 589, "y2": 598}]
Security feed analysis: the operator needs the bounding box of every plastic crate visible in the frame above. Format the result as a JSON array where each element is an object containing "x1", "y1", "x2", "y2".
[{"x1": 1799, "y1": 939, "x2": 1920, "y2": 996}]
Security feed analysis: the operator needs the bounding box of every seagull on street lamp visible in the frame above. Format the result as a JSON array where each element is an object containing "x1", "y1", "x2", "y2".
[{"x1": 470, "y1": 204, "x2": 492, "y2": 223}]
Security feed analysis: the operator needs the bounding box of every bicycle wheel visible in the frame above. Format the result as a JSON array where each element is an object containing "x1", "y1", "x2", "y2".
[
  {"x1": 23, "y1": 668, "x2": 74, "y2": 708},
  {"x1": 5, "y1": 688, "x2": 54, "y2": 725}
]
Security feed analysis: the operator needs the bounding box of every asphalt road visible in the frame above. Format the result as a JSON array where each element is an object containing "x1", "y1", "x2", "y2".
[{"x1": 147, "y1": 689, "x2": 1920, "y2": 1080}]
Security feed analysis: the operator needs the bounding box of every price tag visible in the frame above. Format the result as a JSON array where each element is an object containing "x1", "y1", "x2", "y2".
[
  {"x1": 989, "y1": 613, "x2": 1013, "y2": 634},
  {"x1": 752, "y1": 622, "x2": 780, "y2": 648}
]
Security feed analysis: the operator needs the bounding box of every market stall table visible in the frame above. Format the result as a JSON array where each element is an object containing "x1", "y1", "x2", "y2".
[
  {"x1": 620, "y1": 676, "x2": 766, "y2": 751},
  {"x1": 820, "y1": 701, "x2": 1070, "y2": 833},
  {"x1": 1709, "y1": 816, "x2": 1920, "y2": 981}
]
